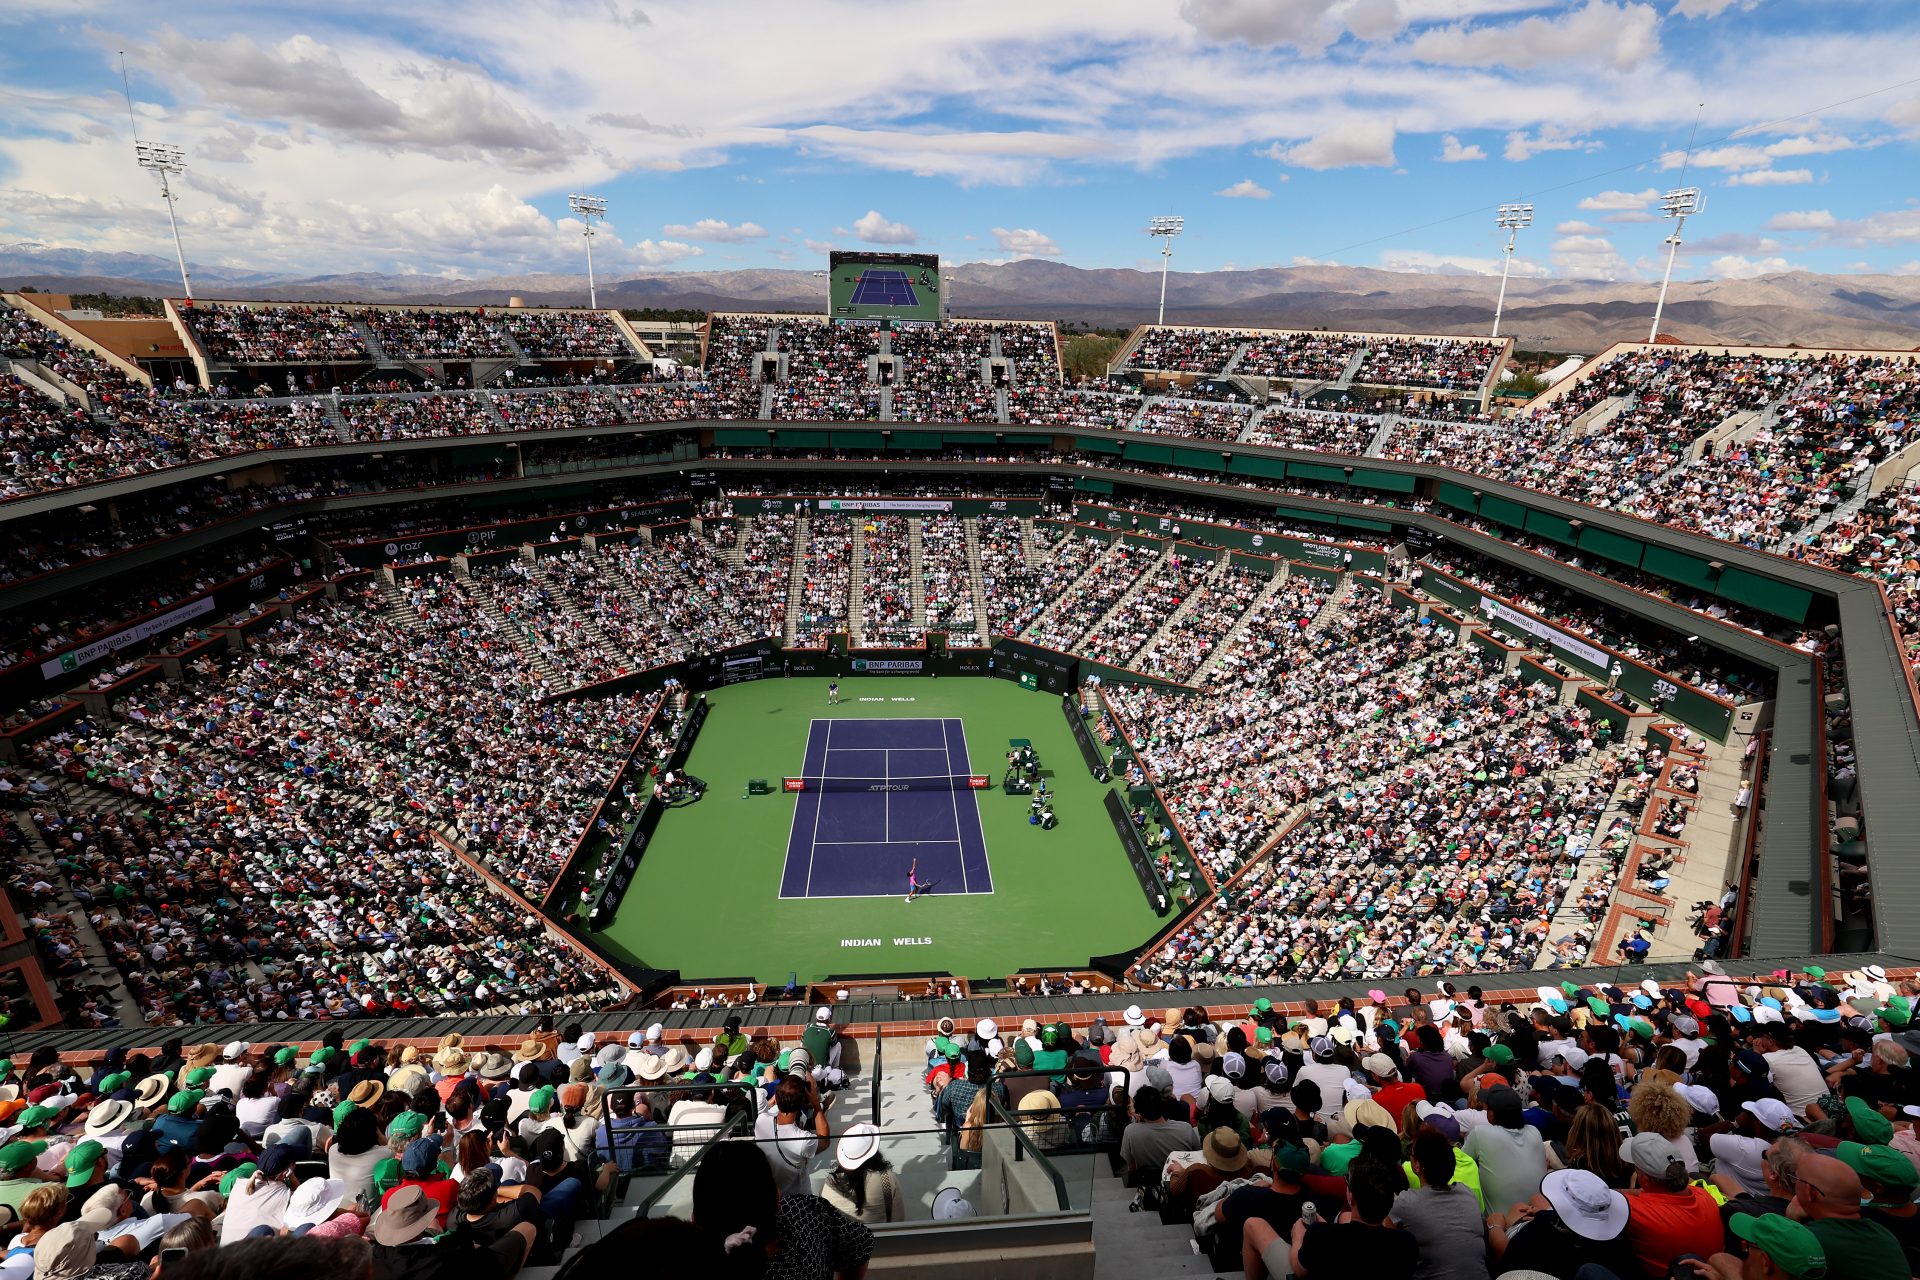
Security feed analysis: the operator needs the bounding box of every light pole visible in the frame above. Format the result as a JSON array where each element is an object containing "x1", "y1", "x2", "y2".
[
  {"x1": 1146, "y1": 216, "x2": 1184, "y2": 327},
  {"x1": 1491, "y1": 203, "x2": 1532, "y2": 339},
  {"x1": 135, "y1": 142, "x2": 192, "y2": 300},
  {"x1": 1648, "y1": 187, "x2": 1701, "y2": 343},
  {"x1": 568, "y1": 193, "x2": 608, "y2": 308}
]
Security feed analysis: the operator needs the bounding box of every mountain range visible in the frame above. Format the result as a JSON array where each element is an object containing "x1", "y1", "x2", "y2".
[{"x1": 5, "y1": 243, "x2": 1919, "y2": 354}]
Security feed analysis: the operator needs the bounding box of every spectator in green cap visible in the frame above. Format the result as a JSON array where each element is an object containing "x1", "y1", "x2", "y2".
[
  {"x1": 0, "y1": 1141, "x2": 50, "y2": 1214},
  {"x1": 1788, "y1": 1151, "x2": 1907, "y2": 1277},
  {"x1": 152, "y1": 1091, "x2": 203, "y2": 1153},
  {"x1": 1842, "y1": 1096, "x2": 1894, "y2": 1146},
  {"x1": 388, "y1": 1111, "x2": 428, "y2": 1142},
  {"x1": 62, "y1": 1140, "x2": 105, "y2": 1194},
  {"x1": 1682, "y1": 1212, "x2": 1827, "y2": 1280}
]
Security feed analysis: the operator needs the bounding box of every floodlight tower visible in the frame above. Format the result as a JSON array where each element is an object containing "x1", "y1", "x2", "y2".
[
  {"x1": 136, "y1": 142, "x2": 193, "y2": 300},
  {"x1": 1147, "y1": 216, "x2": 1184, "y2": 326},
  {"x1": 1490, "y1": 203, "x2": 1533, "y2": 339},
  {"x1": 568, "y1": 194, "x2": 609, "y2": 308},
  {"x1": 1648, "y1": 187, "x2": 1701, "y2": 343}
]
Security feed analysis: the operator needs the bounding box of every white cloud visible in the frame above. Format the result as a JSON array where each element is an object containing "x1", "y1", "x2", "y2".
[
  {"x1": 1505, "y1": 125, "x2": 1604, "y2": 162},
  {"x1": 787, "y1": 125, "x2": 1100, "y2": 184},
  {"x1": 1670, "y1": 0, "x2": 1756, "y2": 16},
  {"x1": 1552, "y1": 233, "x2": 1631, "y2": 278},
  {"x1": 660, "y1": 218, "x2": 768, "y2": 241},
  {"x1": 1556, "y1": 219, "x2": 1602, "y2": 234},
  {"x1": 1178, "y1": 0, "x2": 1407, "y2": 53},
  {"x1": 1378, "y1": 248, "x2": 1549, "y2": 276},
  {"x1": 1263, "y1": 119, "x2": 1396, "y2": 169},
  {"x1": 1767, "y1": 209, "x2": 1836, "y2": 231},
  {"x1": 1830, "y1": 208, "x2": 1920, "y2": 247},
  {"x1": 1762, "y1": 133, "x2": 1860, "y2": 159},
  {"x1": 1709, "y1": 254, "x2": 1794, "y2": 279},
  {"x1": 1409, "y1": 0, "x2": 1660, "y2": 70},
  {"x1": 1661, "y1": 144, "x2": 1771, "y2": 171},
  {"x1": 1438, "y1": 134, "x2": 1486, "y2": 162},
  {"x1": 803, "y1": 238, "x2": 836, "y2": 255},
  {"x1": 1888, "y1": 98, "x2": 1920, "y2": 129},
  {"x1": 990, "y1": 226, "x2": 1062, "y2": 256},
  {"x1": 1579, "y1": 188, "x2": 1659, "y2": 212},
  {"x1": 1726, "y1": 168, "x2": 1813, "y2": 186},
  {"x1": 853, "y1": 209, "x2": 917, "y2": 245},
  {"x1": 1215, "y1": 178, "x2": 1273, "y2": 198}
]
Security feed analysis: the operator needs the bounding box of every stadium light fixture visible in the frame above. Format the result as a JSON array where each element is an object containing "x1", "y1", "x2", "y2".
[
  {"x1": 135, "y1": 141, "x2": 193, "y2": 300},
  {"x1": 1146, "y1": 216, "x2": 1184, "y2": 327},
  {"x1": 1490, "y1": 203, "x2": 1533, "y2": 340},
  {"x1": 568, "y1": 193, "x2": 609, "y2": 309},
  {"x1": 1648, "y1": 187, "x2": 1701, "y2": 343}
]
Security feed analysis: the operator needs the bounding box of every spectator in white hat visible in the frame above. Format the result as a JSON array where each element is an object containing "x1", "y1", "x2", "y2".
[
  {"x1": 1711, "y1": 1100, "x2": 1800, "y2": 1198},
  {"x1": 823, "y1": 1122, "x2": 901, "y2": 1224}
]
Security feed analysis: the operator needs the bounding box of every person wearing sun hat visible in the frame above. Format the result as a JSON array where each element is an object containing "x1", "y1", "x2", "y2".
[{"x1": 1489, "y1": 1167, "x2": 1634, "y2": 1278}]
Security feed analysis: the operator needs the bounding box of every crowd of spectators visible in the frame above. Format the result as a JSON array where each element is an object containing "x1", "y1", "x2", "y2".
[
  {"x1": 179, "y1": 304, "x2": 369, "y2": 364},
  {"x1": 1134, "y1": 396, "x2": 1256, "y2": 442},
  {"x1": 918, "y1": 515, "x2": 979, "y2": 645},
  {"x1": 1358, "y1": 338, "x2": 1502, "y2": 391},
  {"x1": 1245, "y1": 404, "x2": 1380, "y2": 456},
  {"x1": 1132, "y1": 563, "x2": 1276, "y2": 684},
  {"x1": 1127, "y1": 328, "x2": 1251, "y2": 374},
  {"x1": 793, "y1": 513, "x2": 853, "y2": 646},
  {"x1": 856, "y1": 516, "x2": 917, "y2": 646},
  {"x1": 500, "y1": 310, "x2": 632, "y2": 359},
  {"x1": 1237, "y1": 332, "x2": 1364, "y2": 381},
  {"x1": 1078, "y1": 549, "x2": 1215, "y2": 669},
  {"x1": 1005, "y1": 385, "x2": 1143, "y2": 428},
  {"x1": 1022, "y1": 536, "x2": 1161, "y2": 652},
  {"x1": 363, "y1": 309, "x2": 514, "y2": 361},
  {"x1": 771, "y1": 320, "x2": 880, "y2": 422}
]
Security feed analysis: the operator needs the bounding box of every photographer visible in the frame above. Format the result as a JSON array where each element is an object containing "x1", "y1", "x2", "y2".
[{"x1": 755, "y1": 1073, "x2": 831, "y2": 1197}]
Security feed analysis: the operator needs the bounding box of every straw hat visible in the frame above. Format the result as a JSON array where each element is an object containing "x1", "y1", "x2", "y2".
[{"x1": 511, "y1": 1038, "x2": 548, "y2": 1064}]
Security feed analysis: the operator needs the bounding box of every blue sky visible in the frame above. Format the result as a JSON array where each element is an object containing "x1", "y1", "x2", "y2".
[{"x1": 1, "y1": 0, "x2": 1917, "y2": 282}]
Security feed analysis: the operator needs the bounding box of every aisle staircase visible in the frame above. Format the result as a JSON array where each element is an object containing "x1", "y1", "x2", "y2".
[
  {"x1": 962, "y1": 518, "x2": 993, "y2": 640},
  {"x1": 782, "y1": 514, "x2": 811, "y2": 643},
  {"x1": 847, "y1": 522, "x2": 868, "y2": 641},
  {"x1": 1194, "y1": 565, "x2": 1293, "y2": 684},
  {"x1": 907, "y1": 517, "x2": 929, "y2": 629}
]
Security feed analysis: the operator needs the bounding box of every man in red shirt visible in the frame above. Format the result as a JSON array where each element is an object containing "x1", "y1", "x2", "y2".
[
  {"x1": 382, "y1": 1135, "x2": 461, "y2": 1228},
  {"x1": 1618, "y1": 1133, "x2": 1721, "y2": 1278},
  {"x1": 1363, "y1": 1053, "x2": 1425, "y2": 1127}
]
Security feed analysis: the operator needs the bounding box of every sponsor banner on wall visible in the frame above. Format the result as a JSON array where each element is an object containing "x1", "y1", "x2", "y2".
[
  {"x1": 1480, "y1": 597, "x2": 1612, "y2": 671},
  {"x1": 851, "y1": 658, "x2": 924, "y2": 673},
  {"x1": 817, "y1": 499, "x2": 953, "y2": 513},
  {"x1": 40, "y1": 596, "x2": 217, "y2": 680}
]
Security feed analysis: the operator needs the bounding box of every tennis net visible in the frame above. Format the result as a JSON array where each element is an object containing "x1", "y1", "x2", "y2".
[{"x1": 783, "y1": 773, "x2": 991, "y2": 793}]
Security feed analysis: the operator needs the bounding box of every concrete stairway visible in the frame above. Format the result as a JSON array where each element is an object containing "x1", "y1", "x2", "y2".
[
  {"x1": 464, "y1": 574, "x2": 567, "y2": 686},
  {"x1": 10, "y1": 806, "x2": 147, "y2": 1026},
  {"x1": 533, "y1": 555, "x2": 636, "y2": 672},
  {"x1": 963, "y1": 518, "x2": 993, "y2": 637},
  {"x1": 907, "y1": 517, "x2": 928, "y2": 629},
  {"x1": 848, "y1": 522, "x2": 868, "y2": 641},
  {"x1": 1334, "y1": 347, "x2": 1366, "y2": 389},
  {"x1": 374, "y1": 579, "x2": 430, "y2": 634},
  {"x1": 1306, "y1": 573, "x2": 1353, "y2": 634},
  {"x1": 1194, "y1": 566, "x2": 1292, "y2": 684},
  {"x1": 784, "y1": 514, "x2": 811, "y2": 643}
]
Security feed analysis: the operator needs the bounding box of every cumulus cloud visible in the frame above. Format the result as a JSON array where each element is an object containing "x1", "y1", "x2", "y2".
[
  {"x1": 1409, "y1": 1, "x2": 1660, "y2": 71},
  {"x1": 1556, "y1": 220, "x2": 1602, "y2": 234},
  {"x1": 1378, "y1": 248, "x2": 1549, "y2": 276},
  {"x1": 1178, "y1": 0, "x2": 1407, "y2": 53},
  {"x1": 1505, "y1": 125, "x2": 1604, "y2": 162},
  {"x1": 660, "y1": 218, "x2": 768, "y2": 241},
  {"x1": 1662, "y1": 144, "x2": 1770, "y2": 171},
  {"x1": 853, "y1": 209, "x2": 917, "y2": 244},
  {"x1": 1437, "y1": 135, "x2": 1486, "y2": 162},
  {"x1": 1726, "y1": 168, "x2": 1813, "y2": 186},
  {"x1": 1670, "y1": 0, "x2": 1757, "y2": 15},
  {"x1": 990, "y1": 226, "x2": 1062, "y2": 256},
  {"x1": 147, "y1": 30, "x2": 584, "y2": 173},
  {"x1": 1579, "y1": 188, "x2": 1659, "y2": 211},
  {"x1": 1766, "y1": 209, "x2": 1836, "y2": 231},
  {"x1": 1709, "y1": 254, "x2": 1794, "y2": 279},
  {"x1": 1552, "y1": 233, "x2": 1631, "y2": 278},
  {"x1": 788, "y1": 125, "x2": 1099, "y2": 184},
  {"x1": 1262, "y1": 119, "x2": 1396, "y2": 170},
  {"x1": 1215, "y1": 178, "x2": 1273, "y2": 198}
]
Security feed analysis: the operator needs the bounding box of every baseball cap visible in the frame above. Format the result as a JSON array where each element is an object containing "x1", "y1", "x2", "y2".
[
  {"x1": 527, "y1": 1086, "x2": 556, "y2": 1113},
  {"x1": 815, "y1": 1007, "x2": 832, "y2": 1025},
  {"x1": 1205, "y1": 1076, "x2": 1235, "y2": 1104},
  {"x1": 1678, "y1": 1084, "x2": 1720, "y2": 1118},
  {"x1": 1361, "y1": 1053, "x2": 1398, "y2": 1078},
  {"x1": 1845, "y1": 1096, "x2": 1894, "y2": 1144},
  {"x1": 401, "y1": 1138, "x2": 440, "y2": 1177},
  {"x1": 62, "y1": 1140, "x2": 104, "y2": 1188},
  {"x1": 1729, "y1": 1213, "x2": 1827, "y2": 1279},
  {"x1": 0, "y1": 1140, "x2": 48, "y2": 1173},
  {"x1": 1741, "y1": 1098, "x2": 1797, "y2": 1132},
  {"x1": 1834, "y1": 1142, "x2": 1920, "y2": 1193},
  {"x1": 1483, "y1": 1044, "x2": 1513, "y2": 1066},
  {"x1": 388, "y1": 1110, "x2": 427, "y2": 1141},
  {"x1": 1620, "y1": 1132, "x2": 1686, "y2": 1180}
]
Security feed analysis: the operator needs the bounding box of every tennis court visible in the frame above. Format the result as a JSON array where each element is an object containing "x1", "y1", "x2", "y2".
[
  {"x1": 846, "y1": 269, "x2": 922, "y2": 308},
  {"x1": 779, "y1": 717, "x2": 993, "y2": 899}
]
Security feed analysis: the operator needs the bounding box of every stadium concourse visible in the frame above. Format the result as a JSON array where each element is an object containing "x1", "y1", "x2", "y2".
[{"x1": 3, "y1": 292, "x2": 1920, "y2": 1275}]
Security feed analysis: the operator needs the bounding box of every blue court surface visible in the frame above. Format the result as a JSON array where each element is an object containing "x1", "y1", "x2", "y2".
[
  {"x1": 779, "y1": 717, "x2": 993, "y2": 899},
  {"x1": 847, "y1": 269, "x2": 922, "y2": 308}
]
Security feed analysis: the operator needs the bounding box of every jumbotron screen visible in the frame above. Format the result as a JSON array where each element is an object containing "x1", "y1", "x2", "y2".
[{"x1": 828, "y1": 251, "x2": 941, "y2": 323}]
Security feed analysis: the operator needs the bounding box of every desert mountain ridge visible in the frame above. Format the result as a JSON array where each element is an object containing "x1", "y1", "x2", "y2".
[{"x1": 5, "y1": 244, "x2": 1919, "y2": 355}]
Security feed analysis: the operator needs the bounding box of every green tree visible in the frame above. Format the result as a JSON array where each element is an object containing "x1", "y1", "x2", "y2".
[{"x1": 1061, "y1": 333, "x2": 1122, "y2": 380}]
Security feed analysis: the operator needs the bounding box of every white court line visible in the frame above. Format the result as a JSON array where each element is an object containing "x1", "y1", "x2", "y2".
[
  {"x1": 801, "y1": 718, "x2": 832, "y2": 898},
  {"x1": 941, "y1": 717, "x2": 970, "y2": 895},
  {"x1": 883, "y1": 747, "x2": 889, "y2": 843}
]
